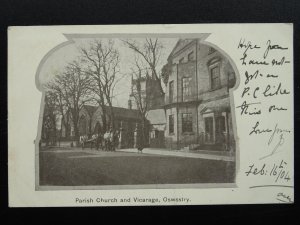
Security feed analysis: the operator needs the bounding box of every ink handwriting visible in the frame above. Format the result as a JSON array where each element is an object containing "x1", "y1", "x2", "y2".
[
  {"x1": 264, "y1": 40, "x2": 288, "y2": 59},
  {"x1": 276, "y1": 192, "x2": 293, "y2": 203}
]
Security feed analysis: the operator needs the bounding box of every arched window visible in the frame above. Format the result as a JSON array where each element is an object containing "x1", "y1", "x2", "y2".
[
  {"x1": 79, "y1": 115, "x2": 87, "y2": 136},
  {"x1": 182, "y1": 113, "x2": 193, "y2": 133},
  {"x1": 94, "y1": 121, "x2": 101, "y2": 134}
]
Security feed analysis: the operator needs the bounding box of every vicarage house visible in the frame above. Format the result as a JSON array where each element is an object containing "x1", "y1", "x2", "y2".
[{"x1": 163, "y1": 38, "x2": 236, "y2": 151}]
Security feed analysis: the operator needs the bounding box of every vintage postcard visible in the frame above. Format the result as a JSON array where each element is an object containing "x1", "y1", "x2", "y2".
[{"x1": 8, "y1": 24, "x2": 294, "y2": 206}]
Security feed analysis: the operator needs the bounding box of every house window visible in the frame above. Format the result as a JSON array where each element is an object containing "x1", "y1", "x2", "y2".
[
  {"x1": 188, "y1": 51, "x2": 194, "y2": 61},
  {"x1": 169, "y1": 81, "x2": 174, "y2": 103},
  {"x1": 228, "y1": 72, "x2": 235, "y2": 81},
  {"x1": 216, "y1": 116, "x2": 226, "y2": 144},
  {"x1": 169, "y1": 115, "x2": 174, "y2": 134},
  {"x1": 182, "y1": 77, "x2": 192, "y2": 101},
  {"x1": 228, "y1": 72, "x2": 236, "y2": 87},
  {"x1": 216, "y1": 116, "x2": 226, "y2": 132},
  {"x1": 182, "y1": 113, "x2": 193, "y2": 133},
  {"x1": 210, "y1": 66, "x2": 221, "y2": 90}
]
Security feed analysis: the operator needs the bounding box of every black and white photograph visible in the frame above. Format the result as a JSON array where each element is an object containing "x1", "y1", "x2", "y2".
[
  {"x1": 8, "y1": 24, "x2": 294, "y2": 206},
  {"x1": 37, "y1": 34, "x2": 238, "y2": 188}
]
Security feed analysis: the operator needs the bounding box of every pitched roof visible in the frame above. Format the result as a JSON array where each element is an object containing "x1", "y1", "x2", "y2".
[
  {"x1": 105, "y1": 106, "x2": 140, "y2": 120},
  {"x1": 168, "y1": 39, "x2": 195, "y2": 60},
  {"x1": 167, "y1": 36, "x2": 208, "y2": 61},
  {"x1": 82, "y1": 104, "x2": 141, "y2": 120}
]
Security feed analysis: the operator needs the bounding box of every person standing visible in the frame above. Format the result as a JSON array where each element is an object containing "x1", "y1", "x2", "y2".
[
  {"x1": 136, "y1": 123, "x2": 144, "y2": 153},
  {"x1": 95, "y1": 133, "x2": 101, "y2": 151},
  {"x1": 109, "y1": 129, "x2": 114, "y2": 151},
  {"x1": 79, "y1": 136, "x2": 83, "y2": 149},
  {"x1": 104, "y1": 130, "x2": 110, "y2": 151},
  {"x1": 113, "y1": 130, "x2": 120, "y2": 151}
]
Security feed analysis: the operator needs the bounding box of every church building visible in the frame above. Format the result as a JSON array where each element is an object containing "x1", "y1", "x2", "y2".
[{"x1": 64, "y1": 105, "x2": 141, "y2": 149}]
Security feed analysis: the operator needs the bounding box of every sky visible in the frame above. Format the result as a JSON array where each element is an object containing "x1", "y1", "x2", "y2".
[{"x1": 39, "y1": 38, "x2": 178, "y2": 108}]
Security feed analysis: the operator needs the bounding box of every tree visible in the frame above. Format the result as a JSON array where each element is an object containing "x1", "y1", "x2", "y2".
[
  {"x1": 130, "y1": 59, "x2": 151, "y2": 146},
  {"x1": 123, "y1": 38, "x2": 165, "y2": 96},
  {"x1": 42, "y1": 92, "x2": 59, "y2": 146},
  {"x1": 45, "y1": 83, "x2": 71, "y2": 139},
  {"x1": 46, "y1": 60, "x2": 92, "y2": 144},
  {"x1": 130, "y1": 59, "x2": 150, "y2": 117},
  {"x1": 80, "y1": 39, "x2": 121, "y2": 130},
  {"x1": 161, "y1": 62, "x2": 172, "y2": 86}
]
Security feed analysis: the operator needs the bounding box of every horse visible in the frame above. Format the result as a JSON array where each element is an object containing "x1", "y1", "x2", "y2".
[
  {"x1": 89, "y1": 134, "x2": 98, "y2": 149},
  {"x1": 103, "y1": 131, "x2": 112, "y2": 151},
  {"x1": 80, "y1": 135, "x2": 88, "y2": 150}
]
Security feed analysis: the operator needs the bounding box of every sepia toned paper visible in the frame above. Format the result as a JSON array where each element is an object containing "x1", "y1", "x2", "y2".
[{"x1": 8, "y1": 24, "x2": 294, "y2": 206}]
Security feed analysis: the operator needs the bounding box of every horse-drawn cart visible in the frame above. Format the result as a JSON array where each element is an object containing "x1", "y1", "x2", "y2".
[
  {"x1": 79, "y1": 131, "x2": 119, "y2": 151},
  {"x1": 80, "y1": 135, "x2": 98, "y2": 150}
]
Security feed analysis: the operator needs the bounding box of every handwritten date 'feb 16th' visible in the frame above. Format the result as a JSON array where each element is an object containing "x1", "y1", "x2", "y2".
[{"x1": 245, "y1": 160, "x2": 291, "y2": 183}]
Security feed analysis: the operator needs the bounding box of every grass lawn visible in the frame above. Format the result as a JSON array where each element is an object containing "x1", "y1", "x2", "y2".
[{"x1": 39, "y1": 148, "x2": 235, "y2": 186}]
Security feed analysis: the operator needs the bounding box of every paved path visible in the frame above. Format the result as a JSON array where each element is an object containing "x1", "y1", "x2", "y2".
[
  {"x1": 41, "y1": 146, "x2": 235, "y2": 162},
  {"x1": 117, "y1": 148, "x2": 235, "y2": 162}
]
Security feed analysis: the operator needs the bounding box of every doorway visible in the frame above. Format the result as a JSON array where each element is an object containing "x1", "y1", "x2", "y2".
[
  {"x1": 215, "y1": 116, "x2": 226, "y2": 144},
  {"x1": 204, "y1": 117, "x2": 214, "y2": 143}
]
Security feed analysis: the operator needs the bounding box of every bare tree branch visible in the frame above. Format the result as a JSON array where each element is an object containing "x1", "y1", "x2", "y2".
[
  {"x1": 44, "y1": 59, "x2": 92, "y2": 142},
  {"x1": 80, "y1": 39, "x2": 121, "y2": 130},
  {"x1": 122, "y1": 38, "x2": 165, "y2": 95}
]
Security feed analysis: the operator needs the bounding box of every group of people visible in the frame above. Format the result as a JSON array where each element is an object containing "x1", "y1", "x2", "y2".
[{"x1": 79, "y1": 129, "x2": 120, "y2": 151}]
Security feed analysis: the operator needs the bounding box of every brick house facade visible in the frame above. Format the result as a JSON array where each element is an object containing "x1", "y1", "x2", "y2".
[{"x1": 164, "y1": 39, "x2": 236, "y2": 150}]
